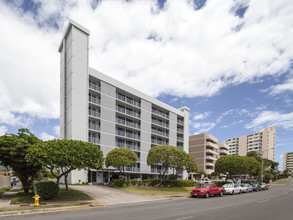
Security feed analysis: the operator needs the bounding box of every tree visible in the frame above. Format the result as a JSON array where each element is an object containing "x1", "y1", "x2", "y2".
[
  {"x1": 26, "y1": 139, "x2": 104, "y2": 190},
  {"x1": 283, "y1": 169, "x2": 292, "y2": 178},
  {"x1": 105, "y1": 148, "x2": 137, "y2": 177},
  {"x1": 198, "y1": 170, "x2": 207, "y2": 180},
  {"x1": 215, "y1": 155, "x2": 249, "y2": 183},
  {"x1": 169, "y1": 148, "x2": 198, "y2": 179},
  {"x1": 147, "y1": 145, "x2": 197, "y2": 184},
  {"x1": 0, "y1": 128, "x2": 42, "y2": 193}
]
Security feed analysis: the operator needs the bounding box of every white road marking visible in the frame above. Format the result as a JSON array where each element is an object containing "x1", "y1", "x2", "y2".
[
  {"x1": 176, "y1": 216, "x2": 194, "y2": 220},
  {"x1": 257, "y1": 199, "x2": 270, "y2": 203}
]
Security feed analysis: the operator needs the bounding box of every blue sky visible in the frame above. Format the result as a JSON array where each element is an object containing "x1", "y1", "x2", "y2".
[{"x1": 0, "y1": 0, "x2": 292, "y2": 169}]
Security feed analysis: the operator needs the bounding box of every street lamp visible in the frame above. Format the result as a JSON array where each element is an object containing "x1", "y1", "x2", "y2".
[{"x1": 260, "y1": 147, "x2": 275, "y2": 184}]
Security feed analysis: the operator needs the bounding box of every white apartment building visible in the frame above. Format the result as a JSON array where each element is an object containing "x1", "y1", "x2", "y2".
[
  {"x1": 58, "y1": 20, "x2": 190, "y2": 184},
  {"x1": 283, "y1": 152, "x2": 293, "y2": 171},
  {"x1": 224, "y1": 127, "x2": 276, "y2": 161}
]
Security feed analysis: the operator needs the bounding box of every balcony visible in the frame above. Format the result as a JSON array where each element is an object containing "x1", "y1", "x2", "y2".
[
  {"x1": 151, "y1": 168, "x2": 168, "y2": 174},
  {"x1": 152, "y1": 109, "x2": 169, "y2": 119},
  {"x1": 206, "y1": 156, "x2": 217, "y2": 161},
  {"x1": 151, "y1": 129, "x2": 169, "y2": 138},
  {"x1": 89, "y1": 110, "x2": 100, "y2": 118},
  {"x1": 89, "y1": 96, "x2": 100, "y2": 105},
  {"x1": 89, "y1": 82, "x2": 100, "y2": 92},
  {"x1": 116, "y1": 118, "x2": 140, "y2": 130},
  {"x1": 151, "y1": 139, "x2": 168, "y2": 146},
  {"x1": 220, "y1": 149, "x2": 229, "y2": 155},
  {"x1": 177, "y1": 119, "x2": 184, "y2": 125},
  {"x1": 116, "y1": 142, "x2": 140, "y2": 151},
  {"x1": 116, "y1": 130, "x2": 140, "y2": 140},
  {"x1": 88, "y1": 123, "x2": 100, "y2": 131},
  {"x1": 177, "y1": 137, "x2": 184, "y2": 142},
  {"x1": 116, "y1": 94, "x2": 141, "y2": 108},
  {"x1": 116, "y1": 106, "x2": 140, "y2": 119},
  {"x1": 125, "y1": 167, "x2": 140, "y2": 172},
  {"x1": 206, "y1": 141, "x2": 218, "y2": 150},
  {"x1": 177, "y1": 128, "x2": 184, "y2": 133},
  {"x1": 206, "y1": 148, "x2": 218, "y2": 155},
  {"x1": 205, "y1": 162, "x2": 214, "y2": 167},
  {"x1": 152, "y1": 119, "x2": 169, "y2": 128},
  {"x1": 88, "y1": 137, "x2": 100, "y2": 145}
]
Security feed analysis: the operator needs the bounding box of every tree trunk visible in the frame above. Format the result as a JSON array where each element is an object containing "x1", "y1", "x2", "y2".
[{"x1": 65, "y1": 173, "x2": 68, "y2": 190}]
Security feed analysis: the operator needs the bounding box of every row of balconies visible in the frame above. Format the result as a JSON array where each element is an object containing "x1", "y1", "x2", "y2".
[
  {"x1": 116, "y1": 142, "x2": 140, "y2": 151},
  {"x1": 88, "y1": 123, "x2": 100, "y2": 131},
  {"x1": 116, "y1": 117, "x2": 141, "y2": 129},
  {"x1": 89, "y1": 95, "x2": 101, "y2": 105},
  {"x1": 152, "y1": 128, "x2": 169, "y2": 138},
  {"x1": 89, "y1": 109, "x2": 100, "y2": 118},
  {"x1": 151, "y1": 137, "x2": 168, "y2": 145},
  {"x1": 177, "y1": 119, "x2": 184, "y2": 125},
  {"x1": 89, "y1": 81, "x2": 101, "y2": 92},
  {"x1": 88, "y1": 137, "x2": 100, "y2": 145},
  {"x1": 116, "y1": 105, "x2": 141, "y2": 118},
  {"x1": 152, "y1": 108, "x2": 169, "y2": 119},
  {"x1": 152, "y1": 118, "x2": 169, "y2": 128},
  {"x1": 116, "y1": 130, "x2": 140, "y2": 140},
  {"x1": 116, "y1": 93, "x2": 141, "y2": 108}
]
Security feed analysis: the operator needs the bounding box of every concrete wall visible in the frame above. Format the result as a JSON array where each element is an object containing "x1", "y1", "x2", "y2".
[{"x1": 0, "y1": 176, "x2": 10, "y2": 189}]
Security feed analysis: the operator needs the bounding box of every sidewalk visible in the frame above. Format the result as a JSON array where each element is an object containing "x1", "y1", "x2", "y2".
[{"x1": 0, "y1": 183, "x2": 21, "y2": 208}]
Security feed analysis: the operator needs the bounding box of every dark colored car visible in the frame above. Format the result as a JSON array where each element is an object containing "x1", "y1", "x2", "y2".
[
  {"x1": 251, "y1": 183, "x2": 261, "y2": 191},
  {"x1": 190, "y1": 183, "x2": 225, "y2": 198}
]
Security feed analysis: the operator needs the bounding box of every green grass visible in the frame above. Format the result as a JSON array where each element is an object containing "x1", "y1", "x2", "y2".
[
  {"x1": 115, "y1": 186, "x2": 195, "y2": 196},
  {"x1": 10, "y1": 189, "x2": 93, "y2": 204},
  {"x1": 271, "y1": 178, "x2": 292, "y2": 185},
  {"x1": 0, "y1": 186, "x2": 13, "y2": 196}
]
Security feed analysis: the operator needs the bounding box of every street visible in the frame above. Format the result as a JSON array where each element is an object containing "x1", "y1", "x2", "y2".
[{"x1": 3, "y1": 182, "x2": 293, "y2": 220}]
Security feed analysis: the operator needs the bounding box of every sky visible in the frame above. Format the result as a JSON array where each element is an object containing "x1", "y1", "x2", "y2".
[{"x1": 0, "y1": 0, "x2": 292, "y2": 170}]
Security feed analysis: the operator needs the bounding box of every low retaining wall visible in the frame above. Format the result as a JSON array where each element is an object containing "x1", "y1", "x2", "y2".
[{"x1": 0, "y1": 175, "x2": 10, "y2": 188}]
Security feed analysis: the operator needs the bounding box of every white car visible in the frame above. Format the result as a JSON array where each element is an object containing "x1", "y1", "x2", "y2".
[
  {"x1": 241, "y1": 184, "x2": 253, "y2": 192},
  {"x1": 223, "y1": 183, "x2": 242, "y2": 195}
]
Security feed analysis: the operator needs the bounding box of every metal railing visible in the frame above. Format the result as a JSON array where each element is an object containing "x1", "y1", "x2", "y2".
[
  {"x1": 89, "y1": 96, "x2": 100, "y2": 105},
  {"x1": 152, "y1": 109, "x2": 169, "y2": 119},
  {"x1": 89, "y1": 110, "x2": 100, "y2": 118},
  {"x1": 88, "y1": 137, "x2": 100, "y2": 144},
  {"x1": 89, "y1": 82, "x2": 100, "y2": 91},
  {"x1": 89, "y1": 123, "x2": 100, "y2": 131}
]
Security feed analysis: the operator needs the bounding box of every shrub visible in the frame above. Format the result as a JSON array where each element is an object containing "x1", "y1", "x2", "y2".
[
  {"x1": 125, "y1": 180, "x2": 131, "y2": 186},
  {"x1": 149, "y1": 179, "x2": 161, "y2": 186},
  {"x1": 112, "y1": 179, "x2": 124, "y2": 187},
  {"x1": 264, "y1": 173, "x2": 273, "y2": 183},
  {"x1": 138, "y1": 180, "x2": 142, "y2": 186},
  {"x1": 142, "y1": 179, "x2": 150, "y2": 186},
  {"x1": 212, "y1": 181, "x2": 226, "y2": 187},
  {"x1": 131, "y1": 180, "x2": 138, "y2": 186},
  {"x1": 36, "y1": 181, "x2": 59, "y2": 200}
]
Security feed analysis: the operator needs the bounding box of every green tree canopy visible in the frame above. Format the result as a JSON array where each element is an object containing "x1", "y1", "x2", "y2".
[
  {"x1": 147, "y1": 145, "x2": 198, "y2": 184},
  {"x1": 215, "y1": 155, "x2": 250, "y2": 183},
  {"x1": 26, "y1": 139, "x2": 104, "y2": 190},
  {"x1": 105, "y1": 148, "x2": 137, "y2": 177},
  {"x1": 0, "y1": 128, "x2": 42, "y2": 193}
]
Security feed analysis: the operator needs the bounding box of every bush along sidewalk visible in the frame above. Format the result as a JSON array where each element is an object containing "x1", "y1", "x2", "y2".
[{"x1": 111, "y1": 179, "x2": 196, "y2": 187}]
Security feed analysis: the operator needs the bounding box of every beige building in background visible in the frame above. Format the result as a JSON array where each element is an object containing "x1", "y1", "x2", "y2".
[
  {"x1": 283, "y1": 152, "x2": 293, "y2": 171},
  {"x1": 224, "y1": 127, "x2": 276, "y2": 161},
  {"x1": 189, "y1": 134, "x2": 229, "y2": 175}
]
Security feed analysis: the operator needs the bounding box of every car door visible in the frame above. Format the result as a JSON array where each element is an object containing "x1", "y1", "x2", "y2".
[{"x1": 210, "y1": 184, "x2": 217, "y2": 195}]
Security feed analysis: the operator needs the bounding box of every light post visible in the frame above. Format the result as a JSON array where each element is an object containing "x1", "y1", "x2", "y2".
[{"x1": 260, "y1": 147, "x2": 275, "y2": 184}]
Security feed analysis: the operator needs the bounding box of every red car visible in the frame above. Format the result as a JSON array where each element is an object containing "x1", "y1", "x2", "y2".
[{"x1": 190, "y1": 183, "x2": 225, "y2": 198}]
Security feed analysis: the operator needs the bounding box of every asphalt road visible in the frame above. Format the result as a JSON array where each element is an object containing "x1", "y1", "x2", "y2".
[{"x1": 3, "y1": 181, "x2": 293, "y2": 220}]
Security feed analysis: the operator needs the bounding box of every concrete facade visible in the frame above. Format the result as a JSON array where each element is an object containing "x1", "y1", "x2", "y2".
[
  {"x1": 189, "y1": 134, "x2": 228, "y2": 175},
  {"x1": 283, "y1": 152, "x2": 293, "y2": 171},
  {"x1": 58, "y1": 20, "x2": 190, "y2": 184},
  {"x1": 224, "y1": 127, "x2": 276, "y2": 161}
]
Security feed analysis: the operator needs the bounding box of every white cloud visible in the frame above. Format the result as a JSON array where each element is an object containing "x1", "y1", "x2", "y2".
[
  {"x1": 0, "y1": 108, "x2": 32, "y2": 127},
  {"x1": 40, "y1": 132, "x2": 56, "y2": 141},
  {"x1": 246, "y1": 111, "x2": 293, "y2": 130},
  {"x1": 54, "y1": 125, "x2": 60, "y2": 137},
  {"x1": 0, "y1": 126, "x2": 8, "y2": 136},
  {"x1": 0, "y1": 0, "x2": 292, "y2": 123},
  {"x1": 193, "y1": 122, "x2": 216, "y2": 134},
  {"x1": 192, "y1": 112, "x2": 211, "y2": 121},
  {"x1": 221, "y1": 120, "x2": 244, "y2": 128},
  {"x1": 268, "y1": 78, "x2": 293, "y2": 96}
]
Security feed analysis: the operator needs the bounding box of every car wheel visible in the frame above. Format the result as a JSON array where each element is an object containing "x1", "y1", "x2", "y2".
[
  {"x1": 246, "y1": 189, "x2": 248, "y2": 193},
  {"x1": 205, "y1": 192, "x2": 210, "y2": 198},
  {"x1": 239, "y1": 190, "x2": 241, "y2": 194},
  {"x1": 219, "y1": 191, "x2": 223, "y2": 197},
  {"x1": 232, "y1": 190, "x2": 234, "y2": 195}
]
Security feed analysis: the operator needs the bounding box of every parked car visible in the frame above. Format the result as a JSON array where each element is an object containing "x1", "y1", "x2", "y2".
[
  {"x1": 10, "y1": 177, "x2": 17, "y2": 186},
  {"x1": 190, "y1": 183, "x2": 225, "y2": 198},
  {"x1": 240, "y1": 184, "x2": 253, "y2": 193},
  {"x1": 251, "y1": 183, "x2": 261, "y2": 191},
  {"x1": 198, "y1": 178, "x2": 211, "y2": 183},
  {"x1": 223, "y1": 183, "x2": 242, "y2": 195},
  {"x1": 260, "y1": 183, "x2": 269, "y2": 190}
]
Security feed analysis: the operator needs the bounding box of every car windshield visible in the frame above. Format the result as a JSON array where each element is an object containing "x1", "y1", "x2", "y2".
[
  {"x1": 223, "y1": 184, "x2": 233, "y2": 188},
  {"x1": 240, "y1": 184, "x2": 246, "y2": 187},
  {"x1": 252, "y1": 184, "x2": 256, "y2": 186},
  {"x1": 198, "y1": 184, "x2": 209, "y2": 188}
]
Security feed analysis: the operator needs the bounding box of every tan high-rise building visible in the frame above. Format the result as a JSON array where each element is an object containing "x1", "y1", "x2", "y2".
[
  {"x1": 189, "y1": 134, "x2": 229, "y2": 175},
  {"x1": 283, "y1": 152, "x2": 293, "y2": 171},
  {"x1": 224, "y1": 127, "x2": 276, "y2": 161}
]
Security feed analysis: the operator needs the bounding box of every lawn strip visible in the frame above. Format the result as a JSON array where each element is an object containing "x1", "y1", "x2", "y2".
[
  {"x1": 115, "y1": 186, "x2": 194, "y2": 196},
  {"x1": 0, "y1": 186, "x2": 13, "y2": 196}
]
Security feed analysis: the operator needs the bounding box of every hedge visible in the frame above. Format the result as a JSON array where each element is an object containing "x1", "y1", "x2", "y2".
[
  {"x1": 111, "y1": 179, "x2": 196, "y2": 187},
  {"x1": 36, "y1": 181, "x2": 59, "y2": 200}
]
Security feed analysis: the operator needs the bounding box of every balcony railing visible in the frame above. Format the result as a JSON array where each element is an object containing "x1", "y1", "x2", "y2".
[
  {"x1": 116, "y1": 130, "x2": 140, "y2": 140},
  {"x1": 177, "y1": 137, "x2": 184, "y2": 142},
  {"x1": 151, "y1": 168, "x2": 168, "y2": 174},
  {"x1": 152, "y1": 109, "x2": 169, "y2": 119},
  {"x1": 89, "y1": 82, "x2": 100, "y2": 91},
  {"x1": 177, "y1": 128, "x2": 184, "y2": 133},
  {"x1": 151, "y1": 139, "x2": 168, "y2": 145},
  {"x1": 116, "y1": 106, "x2": 140, "y2": 118},
  {"x1": 152, "y1": 119, "x2": 169, "y2": 128},
  {"x1": 116, "y1": 94, "x2": 141, "y2": 108},
  {"x1": 151, "y1": 129, "x2": 169, "y2": 137},
  {"x1": 89, "y1": 96, "x2": 100, "y2": 105},
  {"x1": 88, "y1": 137, "x2": 100, "y2": 144},
  {"x1": 125, "y1": 167, "x2": 140, "y2": 172},
  {"x1": 116, "y1": 142, "x2": 140, "y2": 151},
  {"x1": 89, "y1": 110, "x2": 100, "y2": 118},
  {"x1": 89, "y1": 123, "x2": 100, "y2": 131},
  {"x1": 177, "y1": 119, "x2": 184, "y2": 125}
]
